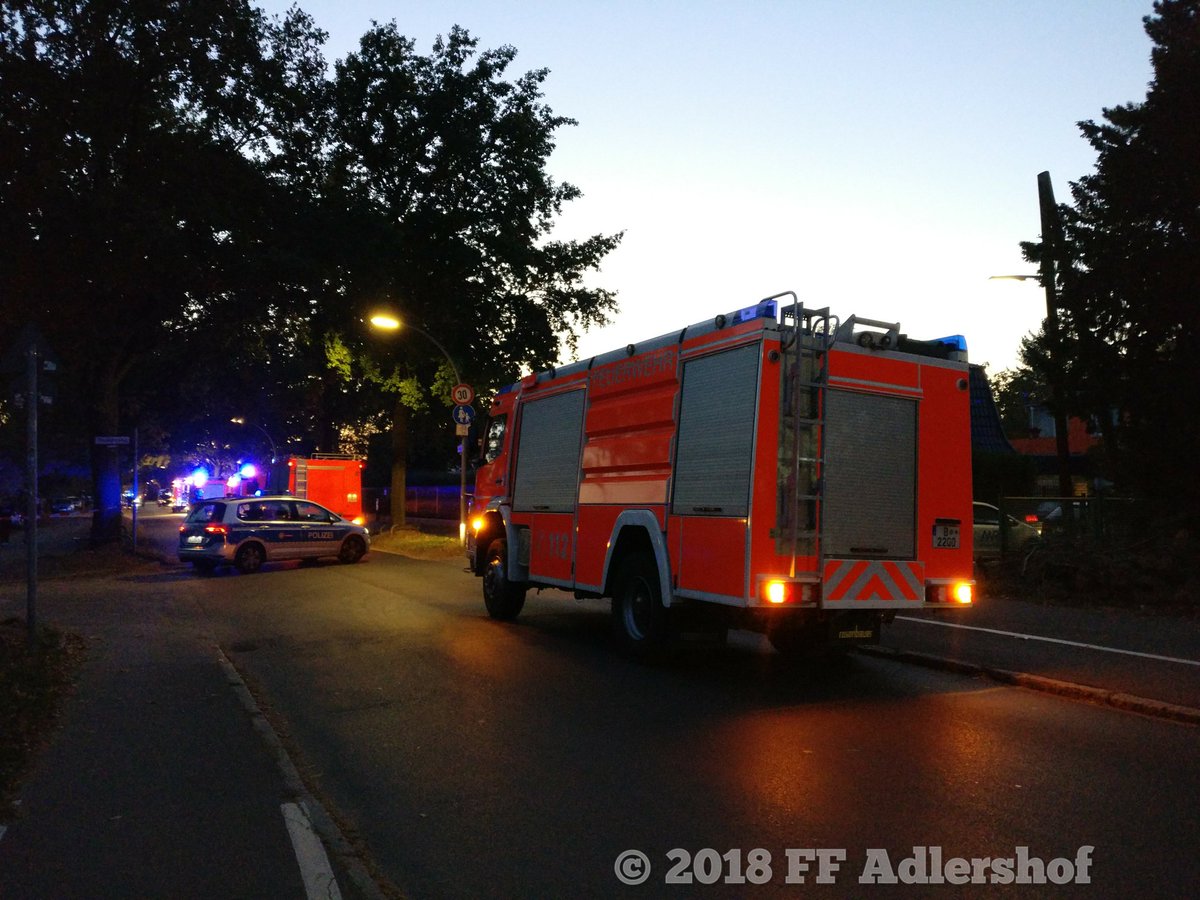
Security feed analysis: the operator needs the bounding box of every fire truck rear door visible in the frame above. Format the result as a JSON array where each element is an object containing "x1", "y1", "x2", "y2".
[
  {"x1": 671, "y1": 342, "x2": 760, "y2": 602},
  {"x1": 512, "y1": 389, "x2": 586, "y2": 585}
]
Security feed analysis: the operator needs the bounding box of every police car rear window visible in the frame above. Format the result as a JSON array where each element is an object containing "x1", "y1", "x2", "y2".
[
  {"x1": 238, "y1": 501, "x2": 292, "y2": 521},
  {"x1": 186, "y1": 502, "x2": 225, "y2": 523}
]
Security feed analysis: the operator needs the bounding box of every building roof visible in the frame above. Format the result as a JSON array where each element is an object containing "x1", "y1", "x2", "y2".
[{"x1": 968, "y1": 365, "x2": 1016, "y2": 454}]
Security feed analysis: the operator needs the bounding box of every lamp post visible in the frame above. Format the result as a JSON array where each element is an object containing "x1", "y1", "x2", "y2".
[
  {"x1": 988, "y1": 269, "x2": 1074, "y2": 500},
  {"x1": 369, "y1": 314, "x2": 469, "y2": 543},
  {"x1": 230, "y1": 417, "x2": 278, "y2": 464}
]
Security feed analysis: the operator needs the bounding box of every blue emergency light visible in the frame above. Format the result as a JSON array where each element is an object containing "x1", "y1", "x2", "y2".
[
  {"x1": 932, "y1": 334, "x2": 968, "y2": 352},
  {"x1": 730, "y1": 299, "x2": 778, "y2": 324}
]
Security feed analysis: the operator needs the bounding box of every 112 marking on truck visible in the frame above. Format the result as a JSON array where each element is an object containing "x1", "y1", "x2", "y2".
[{"x1": 467, "y1": 293, "x2": 974, "y2": 657}]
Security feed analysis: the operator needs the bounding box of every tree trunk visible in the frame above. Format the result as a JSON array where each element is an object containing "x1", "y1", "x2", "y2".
[
  {"x1": 89, "y1": 366, "x2": 123, "y2": 545},
  {"x1": 390, "y1": 398, "x2": 408, "y2": 528}
]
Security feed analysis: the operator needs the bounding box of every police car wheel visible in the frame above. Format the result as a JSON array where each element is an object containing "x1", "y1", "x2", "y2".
[
  {"x1": 612, "y1": 552, "x2": 669, "y2": 656},
  {"x1": 483, "y1": 539, "x2": 526, "y2": 620},
  {"x1": 338, "y1": 535, "x2": 366, "y2": 564},
  {"x1": 235, "y1": 543, "x2": 266, "y2": 574}
]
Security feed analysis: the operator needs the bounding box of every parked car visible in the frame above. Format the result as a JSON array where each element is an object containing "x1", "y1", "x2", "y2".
[
  {"x1": 178, "y1": 495, "x2": 370, "y2": 574},
  {"x1": 973, "y1": 501, "x2": 1040, "y2": 559}
]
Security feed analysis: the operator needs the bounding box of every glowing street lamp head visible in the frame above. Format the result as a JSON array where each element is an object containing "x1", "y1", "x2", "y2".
[{"x1": 370, "y1": 313, "x2": 401, "y2": 330}]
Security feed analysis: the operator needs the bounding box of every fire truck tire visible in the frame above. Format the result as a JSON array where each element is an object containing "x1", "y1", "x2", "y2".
[
  {"x1": 338, "y1": 535, "x2": 367, "y2": 564},
  {"x1": 483, "y1": 539, "x2": 526, "y2": 620},
  {"x1": 612, "y1": 552, "x2": 669, "y2": 656},
  {"x1": 235, "y1": 542, "x2": 266, "y2": 574}
]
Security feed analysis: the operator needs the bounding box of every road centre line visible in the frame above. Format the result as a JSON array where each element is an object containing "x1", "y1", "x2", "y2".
[
  {"x1": 894, "y1": 616, "x2": 1200, "y2": 667},
  {"x1": 281, "y1": 802, "x2": 343, "y2": 900}
]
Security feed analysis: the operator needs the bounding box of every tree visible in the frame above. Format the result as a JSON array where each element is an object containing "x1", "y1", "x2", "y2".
[
  {"x1": 0, "y1": 1, "x2": 328, "y2": 539},
  {"x1": 318, "y1": 24, "x2": 623, "y2": 523},
  {"x1": 1022, "y1": 0, "x2": 1200, "y2": 502},
  {"x1": 988, "y1": 360, "x2": 1046, "y2": 439}
]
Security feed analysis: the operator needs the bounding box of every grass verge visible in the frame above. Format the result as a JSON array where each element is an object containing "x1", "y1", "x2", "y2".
[
  {"x1": 369, "y1": 525, "x2": 463, "y2": 561},
  {"x1": 0, "y1": 617, "x2": 86, "y2": 819}
]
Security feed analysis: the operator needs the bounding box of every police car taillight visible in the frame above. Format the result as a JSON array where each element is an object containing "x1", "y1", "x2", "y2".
[{"x1": 205, "y1": 524, "x2": 229, "y2": 536}]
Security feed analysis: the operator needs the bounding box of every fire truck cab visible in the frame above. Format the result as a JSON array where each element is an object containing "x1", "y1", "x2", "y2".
[{"x1": 467, "y1": 294, "x2": 974, "y2": 658}]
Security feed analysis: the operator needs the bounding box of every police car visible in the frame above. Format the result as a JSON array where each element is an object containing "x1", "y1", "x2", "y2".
[{"x1": 178, "y1": 495, "x2": 370, "y2": 574}]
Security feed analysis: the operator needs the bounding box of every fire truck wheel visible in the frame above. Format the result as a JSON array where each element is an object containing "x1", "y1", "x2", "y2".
[
  {"x1": 235, "y1": 542, "x2": 266, "y2": 574},
  {"x1": 612, "y1": 552, "x2": 669, "y2": 656},
  {"x1": 338, "y1": 535, "x2": 367, "y2": 564},
  {"x1": 483, "y1": 539, "x2": 526, "y2": 620}
]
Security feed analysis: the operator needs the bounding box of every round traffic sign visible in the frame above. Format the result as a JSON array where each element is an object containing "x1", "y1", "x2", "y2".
[
  {"x1": 452, "y1": 404, "x2": 476, "y2": 426},
  {"x1": 452, "y1": 383, "x2": 474, "y2": 405}
]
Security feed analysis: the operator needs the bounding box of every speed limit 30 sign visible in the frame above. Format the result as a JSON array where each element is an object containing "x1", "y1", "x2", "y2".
[{"x1": 452, "y1": 383, "x2": 474, "y2": 405}]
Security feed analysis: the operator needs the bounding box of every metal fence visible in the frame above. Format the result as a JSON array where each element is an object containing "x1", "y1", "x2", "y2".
[
  {"x1": 404, "y1": 484, "x2": 460, "y2": 520},
  {"x1": 999, "y1": 495, "x2": 1158, "y2": 549}
]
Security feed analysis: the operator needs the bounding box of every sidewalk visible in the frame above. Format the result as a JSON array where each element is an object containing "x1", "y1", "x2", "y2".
[
  {"x1": 877, "y1": 592, "x2": 1200, "y2": 720},
  {"x1": 0, "y1": 523, "x2": 357, "y2": 898}
]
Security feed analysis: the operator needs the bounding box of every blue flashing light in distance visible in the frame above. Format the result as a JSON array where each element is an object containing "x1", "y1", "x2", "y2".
[
  {"x1": 192, "y1": 467, "x2": 209, "y2": 488},
  {"x1": 240, "y1": 463, "x2": 258, "y2": 479}
]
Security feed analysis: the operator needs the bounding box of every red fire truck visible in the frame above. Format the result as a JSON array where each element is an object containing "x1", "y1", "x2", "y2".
[
  {"x1": 269, "y1": 454, "x2": 366, "y2": 525},
  {"x1": 466, "y1": 294, "x2": 974, "y2": 657}
]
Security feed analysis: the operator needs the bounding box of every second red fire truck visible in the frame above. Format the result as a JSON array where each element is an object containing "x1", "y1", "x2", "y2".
[{"x1": 466, "y1": 293, "x2": 975, "y2": 657}]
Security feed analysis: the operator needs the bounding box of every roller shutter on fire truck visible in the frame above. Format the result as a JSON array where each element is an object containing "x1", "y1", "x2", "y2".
[
  {"x1": 821, "y1": 389, "x2": 917, "y2": 560},
  {"x1": 512, "y1": 390, "x2": 586, "y2": 514},
  {"x1": 672, "y1": 343, "x2": 759, "y2": 518}
]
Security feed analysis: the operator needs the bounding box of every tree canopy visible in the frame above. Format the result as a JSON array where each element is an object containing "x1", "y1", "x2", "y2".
[
  {"x1": 0, "y1": 1, "x2": 622, "y2": 535},
  {"x1": 1020, "y1": 0, "x2": 1200, "y2": 502}
]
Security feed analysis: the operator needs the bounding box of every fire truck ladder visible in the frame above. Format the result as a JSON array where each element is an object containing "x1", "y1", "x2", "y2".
[
  {"x1": 779, "y1": 299, "x2": 837, "y2": 578},
  {"x1": 293, "y1": 459, "x2": 308, "y2": 496}
]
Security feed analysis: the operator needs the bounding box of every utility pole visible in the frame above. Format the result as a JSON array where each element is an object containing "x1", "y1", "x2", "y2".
[{"x1": 1037, "y1": 171, "x2": 1076, "y2": 500}]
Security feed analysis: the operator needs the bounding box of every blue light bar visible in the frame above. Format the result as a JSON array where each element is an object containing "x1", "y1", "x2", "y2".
[
  {"x1": 730, "y1": 299, "x2": 777, "y2": 324},
  {"x1": 932, "y1": 334, "x2": 968, "y2": 352}
]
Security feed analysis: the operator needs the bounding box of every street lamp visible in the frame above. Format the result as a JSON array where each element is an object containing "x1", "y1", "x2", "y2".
[
  {"x1": 987, "y1": 269, "x2": 1073, "y2": 500},
  {"x1": 369, "y1": 313, "x2": 469, "y2": 544},
  {"x1": 230, "y1": 417, "x2": 278, "y2": 464}
]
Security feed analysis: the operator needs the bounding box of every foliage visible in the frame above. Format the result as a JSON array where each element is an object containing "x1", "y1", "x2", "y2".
[
  {"x1": 322, "y1": 23, "x2": 622, "y2": 401},
  {"x1": 987, "y1": 363, "x2": 1046, "y2": 439},
  {"x1": 1021, "y1": 0, "x2": 1200, "y2": 502},
  {"x1": 0, "y1": 3, "x2": 621, "y2": 519}
]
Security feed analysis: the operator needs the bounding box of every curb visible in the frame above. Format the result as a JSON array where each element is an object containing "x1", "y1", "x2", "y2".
[
  {"x1": 858, "y1": 645, "x2": 1200, "y2": 726},
  {"x1": 216, "y1": 649, "x2": 390, "y2": 900}
]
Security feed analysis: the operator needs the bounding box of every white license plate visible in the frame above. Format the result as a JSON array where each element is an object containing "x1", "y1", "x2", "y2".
[
  {"x1": 186, "y1": 535, "x2": 204, "y2": 544},
  {"x1": 933, "y1": 524, "x2": 960, "y2": 549}
]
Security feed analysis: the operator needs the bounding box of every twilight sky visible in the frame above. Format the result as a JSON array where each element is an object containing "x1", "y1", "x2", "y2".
[{"x1": 259, "y1": 0, "x2": 1155, "y2": 372}]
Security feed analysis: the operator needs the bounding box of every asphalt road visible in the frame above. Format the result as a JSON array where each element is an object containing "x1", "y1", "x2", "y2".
[
  {"x1": 7, "y1": 511, "x2": 1198, "y2": 898},
  {"x1": 119, "y1": 510, "x2": 1195, "y2": 899}
]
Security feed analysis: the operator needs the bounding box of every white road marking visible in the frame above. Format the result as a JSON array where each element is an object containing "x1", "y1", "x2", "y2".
[
  {"x1": 894, "y1": 616, "x2": 1200, "y2": 667},
  {"x1": 281, "y1": 802, "x2": 343, "y2": 900}
]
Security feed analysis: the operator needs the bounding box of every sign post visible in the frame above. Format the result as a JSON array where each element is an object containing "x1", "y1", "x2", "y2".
[
  {"x1": 452, "y1": 385, "x2": 475, "y2": 543},
  {"x1": 3, "y1": 324, "x2": 59, "y2": 648}
]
